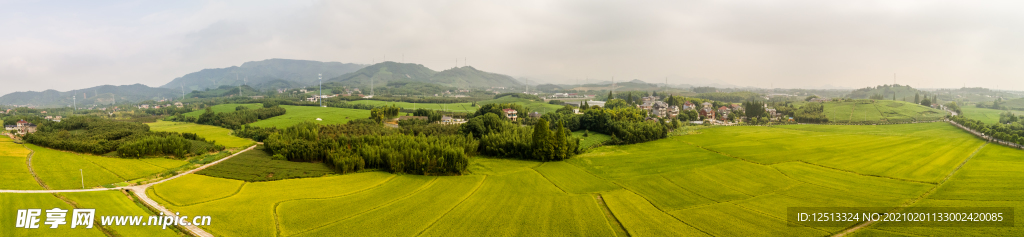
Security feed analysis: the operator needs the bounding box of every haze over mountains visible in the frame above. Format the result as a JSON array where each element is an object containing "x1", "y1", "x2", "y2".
[
  {"x1": 0, "y1": 59, "x2": 522, "y2": 107},
  {"x1": 161, "y1": 59, "x2": 365, "y2": 92},
  {"x1": 327, "y1": 61, "x2": 521, "y2": 89}
]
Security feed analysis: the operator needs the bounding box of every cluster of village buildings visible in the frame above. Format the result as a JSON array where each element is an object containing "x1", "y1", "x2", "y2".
[{"x1": 4, "y1": 119, "x2": 37, "y2": 135}]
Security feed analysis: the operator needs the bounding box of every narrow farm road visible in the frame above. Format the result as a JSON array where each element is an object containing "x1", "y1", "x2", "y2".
[
  {"x1": 0, "y1": 145, "x2": 257, "y2": 237},
  {"x1": 22, "y1": 144, "x2": 51, "y2": 189}
]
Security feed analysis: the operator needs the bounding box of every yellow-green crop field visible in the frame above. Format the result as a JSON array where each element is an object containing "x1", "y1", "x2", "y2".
[
  {"x1": 0, "y1": 137, "x2": 41, "y2": 190},
  {"x1": 247, "y1": 105, "x2": 371, "y2": 128},
  {"x1": 62, "y1": 191, "x2": 183, "y2": 237},
  {"x1": 0, "y1": 193, "x2": 107, "y2": 236},
  {"x1": 822, "y1": 100, "x2": 947, "y2": 123},
  {"x1": 147, "y1": 121, "x2": 255, "y2": 148},
  {"x1": 29, "y1": 144, "x2": 187, "y2": 189},
  {"x1": 13, "y1": 121, "x2": 1017, "y2": 236}
]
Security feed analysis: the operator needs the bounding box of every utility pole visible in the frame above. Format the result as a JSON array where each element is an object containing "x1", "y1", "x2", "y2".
[
  {"x1": 319, "y1": 73, "x2": 323, "y2": 107},
  {"x1": 73, "y1": 95, "x2": 77, "y2": 111},
  {"x1": 181, "y1": 83, "x2": 185, "y2": 100}
]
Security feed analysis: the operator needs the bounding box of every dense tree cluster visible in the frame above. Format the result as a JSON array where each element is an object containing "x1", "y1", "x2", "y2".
[
  {"x1": 531, "y1": 104, "x2": 666, "y2": 144},
  {"x1": 264, "y1": 121, "x2": 475, "y2": 175},
  {"x1": 472, "y1": 116, "x2": 579, "y2": 161},
  {"x1": 471, "y1": 103, "x2": 526, "y2": 119},
  {"x1": 951, "y1": 116, "x2": 1024, "y2": 145},
  {"x1": 233, "y1": 125, "x2": 280, "y2": 142},
  {"x1": 369, "y1": 105, "x2": 400, "y2": 123},
  {"x1": 493, "y1": 93, "x2": 542, "y2": 101},
  {"x1": 25, "y1": 116, "x2": 221, "y2": 157},
  {"x1": 412, "y1": 108, "x2": 443, "y2": 122},
  {"x1": 794, "y1": 102, "x2": 829, "y2": 123}
]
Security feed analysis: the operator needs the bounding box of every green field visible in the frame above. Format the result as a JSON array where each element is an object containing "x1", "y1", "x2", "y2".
[
  {"x1": 136, "y1": 122, "x2": 1024, "y2": 236},
  {"x1": 0, "y1": 137, "x2": 41, "y2": 190},
  {"x1": 196, "y1": 145, "x2": 334, "y2": 181},
  {"x1": 62, "y1": 191, "x2": 183, "y2": 237},
  {"x1": 0, "y1": 193, "x2": 106, "y2": 236},
  {"x1": 572, "y1": 130, "x2": 613, "y2": 149},
  {"x1": 479, "y1": 96, "x2": 565, "y2": 113},
  {"x1": 147, "y1": 121, "x2": 254, "y2": 148},
  {"x1": 960, "y1": 106, "x2": 1021, "y2": 124},
  {"x1": 822, "y1": 100, "x2": 947, "y2": 123},
  {"x1": 247, "y1": 105, "x2": 371, "y2": 128},
  {"x1": 348, "y1": 96, "x2": 564, "y2": 114},
  {"x1": 348, "y1": 100, "x2": 476, "y2": 113},
  {"x1": 178, "y1": 103, "x2": 262, "y2": 118},
  {"x1": 29, "y1": 144, "x2": 187, "y2": 189}
]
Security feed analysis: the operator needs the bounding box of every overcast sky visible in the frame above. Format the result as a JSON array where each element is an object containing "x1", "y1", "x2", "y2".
[{"x1": 2, "y1": 0, "x2": 1024, "y2": 96}]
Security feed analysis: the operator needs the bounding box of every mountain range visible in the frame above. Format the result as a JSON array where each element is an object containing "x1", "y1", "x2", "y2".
[
  {"x1": 0, "y1": 84, "x2": 181, "y2": 108},
  {"x1": 160, "y1": 58, "x2": 366, "y2": 91},
  {"x1": 326, "y1": 62, "x2": 521, "y2": 89}
]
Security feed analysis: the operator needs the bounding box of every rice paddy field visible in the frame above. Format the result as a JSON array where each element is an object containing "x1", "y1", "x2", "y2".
[
  {"x1": 822, "y1": 100, "x2": 947, "y2": 123},
  {"x1": 147, "y1": 121, "x2": 255, "y2": 148},
  {"x1": 246, "y1": 105, "x2": 371, "y2": 128},
  {"x1": 62, "y1": 191, "x2": 183, "y2": 237},
  {"x1": 0, "y1": 136, "x2": 42, "y2": 190},
  {"x1": 6, "y1": 120, "x2": 1004, "y2": 236},
  {"x1": 178, "y1": 103, "x2": 263, "y2": 118},
  {"x1": 960, "y1": 106, "x2": 1022, "y2": 124},
  {"x1": 0, "y1": 193, "x2": 107, "y2": 236},
  {"x1": 29, "y1": 144, "x2": 188, "y2": 189}
]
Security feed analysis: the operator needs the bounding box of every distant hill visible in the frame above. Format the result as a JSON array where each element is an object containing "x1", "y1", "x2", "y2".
[
  {"x1": 0, "y1": 84, "x2": 180, "y2": 108},
  {"x1": 847, "y1": 84, "x2": 924, "y2": 100},
  {"x1": 161, "y1": 58, "x2": 365, "y2": 91},
  {"x1": 326, "y1": 62, "x2": 521, "y2": 89}
]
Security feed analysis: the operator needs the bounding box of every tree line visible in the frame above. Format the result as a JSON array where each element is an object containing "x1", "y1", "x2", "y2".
[
  {"x1": 24, "y1": 116, "x2": 222, "y2": 158},
  {"x1": 263, "y1": 121, "x2": 475, "y2": 175},
  {"x1": 951, "y1": 115, "x2": 1024, "y2": 145}
]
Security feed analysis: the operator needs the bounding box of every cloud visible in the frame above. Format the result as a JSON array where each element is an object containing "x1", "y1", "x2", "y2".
[{"x1": 1, "y1": 0, "x2": 1023, "y2": 96}]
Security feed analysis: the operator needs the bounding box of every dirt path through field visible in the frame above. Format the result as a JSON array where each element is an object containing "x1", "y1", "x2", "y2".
[
  {"x1": 22, "y1": 144, "x2": 51, "y2": 189},
  {"x1": 0, "y1": 145, "x2": 257, "y2": 237}
]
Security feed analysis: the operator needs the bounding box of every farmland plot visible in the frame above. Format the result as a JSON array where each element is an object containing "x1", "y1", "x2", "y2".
[
  {"x1": 149, "y1": 172, "x2": 395, "y2": 237},
  {"x1": 0, "y1": 138, "x2": 41, "y2": 189},
  {"x1": 151, "y1": 174, "x2": 245, "y2": 206},
  {"x1": 147, "y1": 121, "x2": 254, "y2": 148},
  {"x1": 418, "y1": 171, "x2": 615, "y2": 237},
  {"x1": 678, "y1": 124, "x2": 984, "y2": 182},
  {"x1": 29, "y1": 144, "x2": 184, "y2": 189},
  {"x1": 0, "y1": 193, "x2": 106, "y2": 237},
  {"x1": 63, "y1": 191, "x2": 182, "y2": 237},
  {"x1": 296, "y1": 175, "x2": 484, "y2": 237},
  {"x1": 247, "y1": 105, "x2": 370, "y2": 128},
  {"x1": 601, "y1": 189, "x2": 709, "y2": 237},
  {"x1": 532, "y1": 161, "x2": 620, "y2": 194},
  {"x1": 276, "y1": 175, "x2": 436, "y2": 236}
]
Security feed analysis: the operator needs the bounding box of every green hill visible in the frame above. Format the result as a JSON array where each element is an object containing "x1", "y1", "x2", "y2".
[
  {"x1": 0, "y1": 84, "x2": 180, "y2": 107},
  {"x1": 847, "y1": 84, "x2": 924, "y2": 100},
  {"x1": 822, "y1": 100, "x2": 947, "y2": 123},
  {"x1": 160, "y1": 58, "x2": 365, "y2": 92},
  {"x1": 327, "y1": 62, "x2": 521, "y2": 89}
]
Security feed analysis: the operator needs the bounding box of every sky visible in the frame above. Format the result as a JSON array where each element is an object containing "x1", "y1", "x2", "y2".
[{"x1": 2, "y1": 0, "x2": 1024, "y2": 96}]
